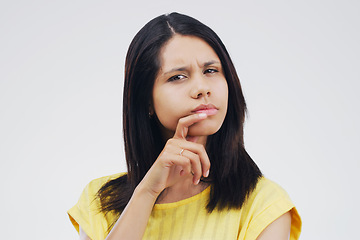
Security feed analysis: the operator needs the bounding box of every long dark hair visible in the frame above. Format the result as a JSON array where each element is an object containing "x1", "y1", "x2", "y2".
[{"x1": 98, "y1": 12, "x2": 262, "y2": 217}]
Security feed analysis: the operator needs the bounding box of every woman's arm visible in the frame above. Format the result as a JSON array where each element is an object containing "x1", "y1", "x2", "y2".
[
  {"x1": 104, "y1": 182, "x2": 157, "y2": 239},
  {"x1": 256, "y1": 211, "x2": 292, "y2": 240},
  {"x1": 78, "y1": 188, "x2": 155, "y2": 240},
  {"x1": 103, "y1": 113, "x2": 210, "y2": 240}
]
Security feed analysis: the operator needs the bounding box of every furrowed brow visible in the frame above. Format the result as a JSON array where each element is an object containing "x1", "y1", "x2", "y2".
[
  {"x1": 163, "y1": 66, "x2": 188, "y2": 75},
  {"x1": 203, "y1": 60, "x2": 221, "y2": 67}
]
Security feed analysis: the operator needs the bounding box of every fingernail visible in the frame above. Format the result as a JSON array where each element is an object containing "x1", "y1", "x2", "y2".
[
  {"x1": 194, "y1": 178, "x2": 200, "y2": 185},
  {"x1": 204, "y1": 170, "x2": 209, "y2": 177},
  {"x1": 198, "y1": 113, "x2": 207, "y2": 118}
]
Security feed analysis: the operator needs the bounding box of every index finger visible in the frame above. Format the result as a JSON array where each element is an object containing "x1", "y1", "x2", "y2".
[{"x1": 173, "y1": 113, "x2": 207, "y2": 139}]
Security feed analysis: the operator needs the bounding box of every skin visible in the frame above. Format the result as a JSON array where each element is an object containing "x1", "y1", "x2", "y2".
[
  {"x1": 152, "y1": 35, "x2": 228, "y2": 187},
  {"x1": 257, "y1": 212, "x2": 292, "y2": 240},
  {"x1": 152, "y1": 35, "x2": 228, "y2": 144},
  {"x1": 79, "y1": 35, "x2": 291, "y2": 240}
]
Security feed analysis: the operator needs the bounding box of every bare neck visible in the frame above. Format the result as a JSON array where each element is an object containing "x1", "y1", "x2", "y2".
[{"x1": 156, "y1": 175, "x2": 210, "y2": 204}]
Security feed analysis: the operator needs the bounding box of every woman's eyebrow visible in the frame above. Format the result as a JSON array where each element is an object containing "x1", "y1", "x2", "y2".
[
  {"x1": 163, "y1": 66, "x2": 188, "y2": 75},
  {"x1": 162, "y1": 60, "x2": 221, "y2": 76},
  {"x1": 203, "y1": 60, "x2": 220, "y2": 67}
]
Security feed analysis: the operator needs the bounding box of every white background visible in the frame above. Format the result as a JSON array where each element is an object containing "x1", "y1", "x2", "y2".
[{"x1": 1, "y1": 0, "x2": 359, "y2": 239}]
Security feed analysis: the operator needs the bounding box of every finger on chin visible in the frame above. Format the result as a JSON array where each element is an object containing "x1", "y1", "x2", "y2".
[{"x1": 174, "y1": 113, "x2": 207, "y2": 139}]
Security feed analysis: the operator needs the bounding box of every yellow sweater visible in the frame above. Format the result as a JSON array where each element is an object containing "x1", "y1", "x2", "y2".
[{"x1": 68, "y1": 173, "x2": 301, "y2": 240}]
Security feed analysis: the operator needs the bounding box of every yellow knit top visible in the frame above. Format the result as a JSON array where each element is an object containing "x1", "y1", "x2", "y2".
[{"x1": 68, "y1": 173, "x2": 301, "y2": 240}]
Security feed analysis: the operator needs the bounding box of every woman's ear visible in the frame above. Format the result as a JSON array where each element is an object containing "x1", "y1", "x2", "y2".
[{"x1": 149, "y1": 104, "x2": 155, "y2": 118}]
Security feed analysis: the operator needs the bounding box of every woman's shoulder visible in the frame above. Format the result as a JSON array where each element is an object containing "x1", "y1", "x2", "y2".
[
  {"x1": 252, "y1": 177, "x2": 290, "y2": 198},
  {"x1": 69, "y1": 172, "x2": 127, "y2": 213},
  {"x1": 68, "y1": 173, "x2": 127, "y2": 239},
  {"x1": 242, "y1": 176, "x2": 295, "y2": 216},
  {"x1": 240, "y1": 177, "x2": 302, "y2": 239},
  {"x1": 84, "y1": 172, "x2": 127, "y2": 194}
]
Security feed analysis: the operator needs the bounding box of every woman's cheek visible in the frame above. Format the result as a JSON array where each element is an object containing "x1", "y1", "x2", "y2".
[{"x1": 156, "y1": 111, "x2": 179, "y2": 131}]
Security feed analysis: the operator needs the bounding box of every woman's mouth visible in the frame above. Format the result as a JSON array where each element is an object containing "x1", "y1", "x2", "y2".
[{"x1": 192, "y1": 104, "x2": 218, "y2": 116}]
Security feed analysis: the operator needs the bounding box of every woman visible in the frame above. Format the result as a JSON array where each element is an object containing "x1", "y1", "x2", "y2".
[{"x1": 68, "y1": 12, "x2": 302, "y2": 240}]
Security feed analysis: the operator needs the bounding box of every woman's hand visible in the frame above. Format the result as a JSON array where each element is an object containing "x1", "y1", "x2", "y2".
[
  {"x1": 139, "y1": 113, "x2": 211, "y2": 198},
  {"x1": 103, "y1": 113, "x2": 211, "y2": 240}
]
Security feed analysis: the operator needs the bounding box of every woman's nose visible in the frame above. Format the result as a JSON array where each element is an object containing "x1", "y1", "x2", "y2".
[{"x1": 190, "y1": 77, "x2": 211, "y2": 99}]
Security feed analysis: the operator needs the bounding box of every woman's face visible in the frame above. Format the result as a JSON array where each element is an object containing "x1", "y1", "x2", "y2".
[{"x1": 152, "y1": 35, "x2": 228, "y2": 141}]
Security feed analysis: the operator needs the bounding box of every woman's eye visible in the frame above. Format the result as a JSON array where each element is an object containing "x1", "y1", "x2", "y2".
[
  {"x1": 204, "y1": 69, "x2": 219, "y2": 74},
  {"x1": 168, "y1": 75, "x2": 186, "y2": 82}
]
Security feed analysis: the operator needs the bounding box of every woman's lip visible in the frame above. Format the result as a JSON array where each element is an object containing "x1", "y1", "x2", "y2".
[
  {"x1": 192, "y1": 104, "x2": 217, "y2": 112},
  {"x1": 193, "y1": 108, "x2": 218, "y2": 116},
  {"x1": 191, "y1": 104, "x2": 218, "y2": 116}
]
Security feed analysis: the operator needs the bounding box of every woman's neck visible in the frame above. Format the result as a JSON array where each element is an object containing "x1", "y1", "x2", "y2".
[{"x1": 156, "y1": 175, "x2": 210, "y2": 204}]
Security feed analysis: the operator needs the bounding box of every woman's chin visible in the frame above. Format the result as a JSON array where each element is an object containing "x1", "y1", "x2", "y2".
[{"x1": 188, "y1": 124, "x2": 221, "y2": 137}]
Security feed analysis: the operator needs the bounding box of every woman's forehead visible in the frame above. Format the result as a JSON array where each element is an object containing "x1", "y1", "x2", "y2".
[{"x1": 158, "y1": 35, "x2": 220, "y2": 71}]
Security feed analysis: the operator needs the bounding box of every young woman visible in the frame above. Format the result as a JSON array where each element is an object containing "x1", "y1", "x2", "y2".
[{"x1": 68, "y1": 12, "x2": 302, "y2": 240}]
